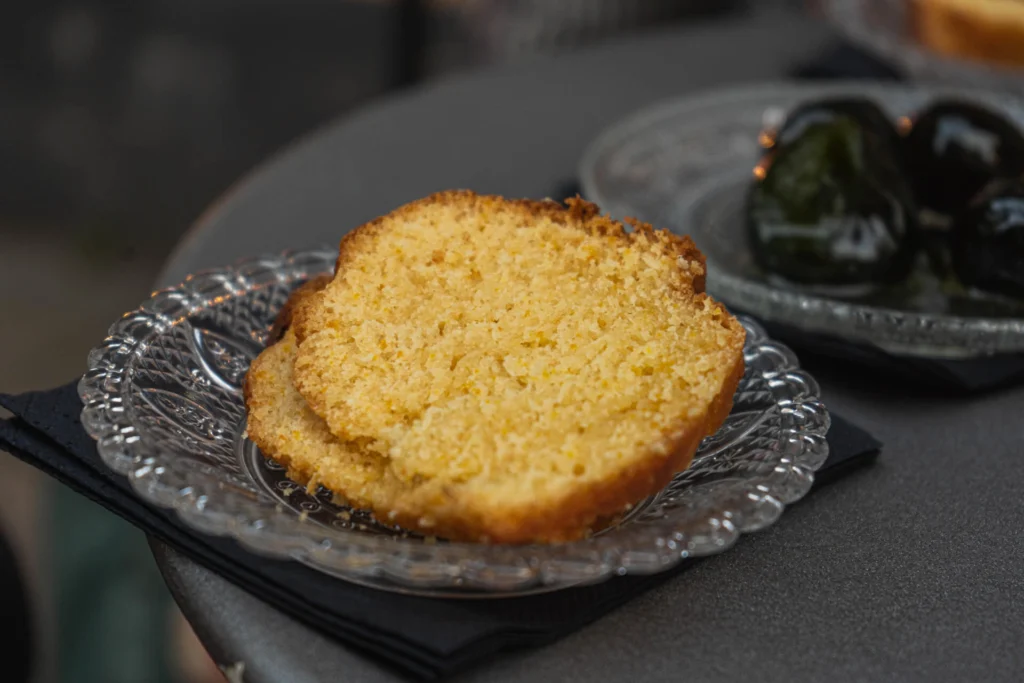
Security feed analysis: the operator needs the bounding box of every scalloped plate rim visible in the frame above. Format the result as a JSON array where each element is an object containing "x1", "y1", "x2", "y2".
[{"x1": 79, "y1": 247, "x2": 831, "y2": 596}]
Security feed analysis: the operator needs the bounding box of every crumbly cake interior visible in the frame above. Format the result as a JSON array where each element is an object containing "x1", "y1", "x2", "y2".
[{"x1": 293, "y1": 194, "x2": 744, "y2": 514}]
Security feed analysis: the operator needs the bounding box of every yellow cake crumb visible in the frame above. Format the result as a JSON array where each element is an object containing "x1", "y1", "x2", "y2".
[{"x1": 251, "y1": 190, "x2": 749, "y2": 544}]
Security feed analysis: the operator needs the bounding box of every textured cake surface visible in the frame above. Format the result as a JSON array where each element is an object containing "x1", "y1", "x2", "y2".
[{"x1": 273, "y1": 191, "x2": 746, "y2": 543}]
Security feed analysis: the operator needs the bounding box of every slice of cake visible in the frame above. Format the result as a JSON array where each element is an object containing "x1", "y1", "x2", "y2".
[{"x1": 280, "y1": 190, "x2": 745, "y2": 544}]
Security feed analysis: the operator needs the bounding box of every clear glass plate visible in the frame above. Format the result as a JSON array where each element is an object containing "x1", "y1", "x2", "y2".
[
  {"x1": 579, "y1": 81, "x2": 1024, "y2": 358},
  {"x1": 79, "y1": 249, "x2": 829, "y2": 597},
  {"x1": 816, "y1": 0, "x2": 1024, "y2": 94}
]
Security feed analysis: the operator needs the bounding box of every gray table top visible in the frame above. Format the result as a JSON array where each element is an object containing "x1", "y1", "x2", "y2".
[{"x1": 155, "y1": 9, "x2": 1024, "y2": 683}]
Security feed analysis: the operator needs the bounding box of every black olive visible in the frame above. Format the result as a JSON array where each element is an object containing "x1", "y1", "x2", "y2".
[
  {"x1": 904, "y1": 100, "x2": 1024, "y2": 218},
  {"x1": 747, "y1": 114, "x2": 918, "y2": 289},
  {"x1": 951, "y1": 177, "x2": 1024, "y2": 299},
  {"x1": 764, "y1": 97, "x2": 903, "y2": 156}
]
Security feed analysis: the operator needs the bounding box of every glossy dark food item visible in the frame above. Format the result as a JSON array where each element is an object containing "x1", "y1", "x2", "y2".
[
  {"x1": 768, "y1": 96, "x2": 903, "y2": 154},
  {"x1": 747, "y1": 115, "x2": 918, "y2": 288},
  {"x1": 904, "y1": 100, "x2": 1024, "y2": 217},
  {"x1": 951, "y1": 177, "x2": 1024, "y2": 299}
]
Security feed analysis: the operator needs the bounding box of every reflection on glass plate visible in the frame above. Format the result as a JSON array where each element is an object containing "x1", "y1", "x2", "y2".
[
  {"x1": 79, "y1": 249, "x2": 829, "y2": 597},
  {"x1": 580, "y1": 81, "x2": 1024, "y2": 358}
]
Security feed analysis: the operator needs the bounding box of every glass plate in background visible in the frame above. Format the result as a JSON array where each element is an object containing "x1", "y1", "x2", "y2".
[
  {"x1": 580, "y1": 81, "x2": 1024, "y2": 358},
  {"x1": 79, "y1": 249, "x2": 829, "y2": 597}
]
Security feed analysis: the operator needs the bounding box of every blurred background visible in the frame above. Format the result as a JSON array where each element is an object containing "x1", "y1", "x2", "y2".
[{"x1": 0, "y1": 1, "x2": 801, "y2": 681}]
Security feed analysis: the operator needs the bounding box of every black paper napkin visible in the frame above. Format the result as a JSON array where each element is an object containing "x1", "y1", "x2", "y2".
[{"x1": 0, "y1": 382, "x2": 880, "y2": 680}]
